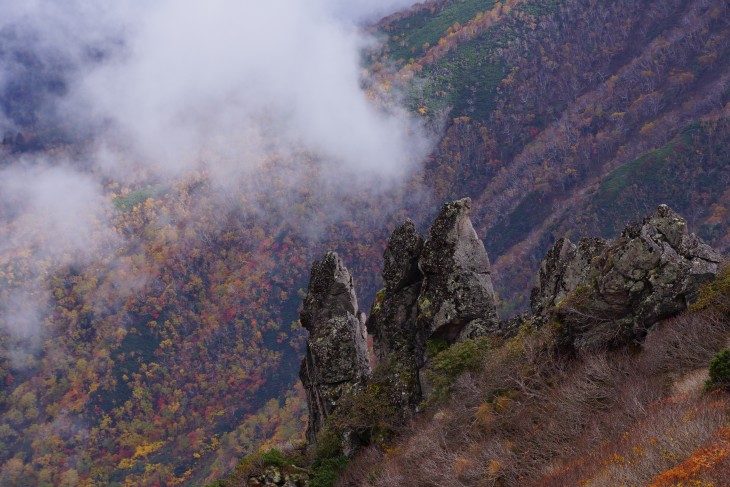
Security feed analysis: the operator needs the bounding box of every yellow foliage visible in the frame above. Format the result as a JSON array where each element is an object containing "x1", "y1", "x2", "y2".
[
  {"x1": 474, "y1": 402, "x2": 495, "y2": 427},
  {"x1": 117, "y1": 457, "x2": 137, "y2": 470},
  {"x1": 493, "y1": 395, "x2": 512, "y2": 414},
  {"x1": 133, "y1": 440, "x2": 165, "y2": 459}
]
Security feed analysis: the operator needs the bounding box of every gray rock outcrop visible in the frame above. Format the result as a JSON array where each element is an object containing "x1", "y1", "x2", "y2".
[
  {"x1": 299, "y1": 252, "x2": 370, "y2": 445},
  {"x1": 366, "y1": 220, "x2": 425, "y2": 414},
  {"x1": 535, "y1": 205, "x2": 722, "y2": 350},
  {"x1": 417, "y1": 198, "x2": 499, "y2": 340},
  {"x1": 530, "y1": 237, "x2": 608, "y2": 316},
  {"x1": 295, "y1": 199, "x2": 725, "y2": 464},
  {"x1": 247, "y1": 467, "x2": 309, "y2": 487},
  {"x1": 366, "y1": 198, "x2": 499, "y2": 413},
  {"x1": 368, "y1": 220, "x2": 424, "y2": 361}
]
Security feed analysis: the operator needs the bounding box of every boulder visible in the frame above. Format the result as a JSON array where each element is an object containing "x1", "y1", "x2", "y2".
[{"x1": 537, "y1": 205, "x2": 723, "y2": 350}]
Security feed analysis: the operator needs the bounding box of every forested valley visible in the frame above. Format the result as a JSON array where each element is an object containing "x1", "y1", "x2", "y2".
[{"x1": 0, "y1": 0, "x2": 728, "y2": 485}]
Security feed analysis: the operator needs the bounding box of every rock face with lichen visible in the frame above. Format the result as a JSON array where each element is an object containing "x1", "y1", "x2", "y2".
[
  {"x1": 365, "y1": 220, "x2": 426, "y2": 414},
  {"x1": 369, "y1": 220, "x2": 425, "y2": 362},
  {"x1": 299, "y1": 252, "x2": 370, "y2": 446},
  {"x1": 530, "y1": 237, "x2": 609, "y2": 316},
  {"x1": 417, "y1": 198, "x2": 499, "y2": 341},
  {"x1": 535, "y1": 205, "x2": 722, "y2": 350},
  {"x1": 247, "y1": 467, "x2": 309, "y2": 487},
  {"x1": 365, "y1": 198, "x2": 499, "y2": 414}
]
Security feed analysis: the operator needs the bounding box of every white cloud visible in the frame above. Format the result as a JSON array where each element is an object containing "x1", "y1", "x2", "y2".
[
  {"x1": 67, "y1": 0, "x2": 429, "y2": 184},
  {"x1": 0, "y1": 161, "x2": 117, "y2": 365},
  {"x1": 0, "y1": 0, "x2": 430, "y2": 356}
]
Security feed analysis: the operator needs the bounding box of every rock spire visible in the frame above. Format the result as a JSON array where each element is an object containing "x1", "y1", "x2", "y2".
[
  {"x1": 299, "y1": 252, "x2": 370, "y2": 445},
  {"x1": 366, "y1": 198, "x2": 499, "y2": 413}
]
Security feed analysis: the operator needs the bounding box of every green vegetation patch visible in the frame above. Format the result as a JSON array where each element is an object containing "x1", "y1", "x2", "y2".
[
  {"x1": 310, "y1": 455, "x2": 349, "y2": 487},
  {"x1": 426, "y1": 337, "x2": 449, "y2": 358},
  {"x1": 590, "y1": 119, "x2": 730, "y2": 238},
  {"x1": 705, "y1": 349, "x2": 730, "y2": 392},
  {"x1": 691, "y1": 263, "x2": 730, "y2": 315},
  {"x1": 409, "y1": 28, "x2": 505, "y2": 123},
  {"x1": 598, "y1": 123, "x2": 702, "y2": 202},
  {"x1": 384, "y1": 0, "x2": 495, "y2": 63},
  {"x1": 113, "y1": 185, "x2": 167, "y2": 212},
  {"x1": 423, "y1": 337, "x2": 490, "y2": 406},
  {"x1": 521, "y1": 0, "x2": 560, "y2": 17}
]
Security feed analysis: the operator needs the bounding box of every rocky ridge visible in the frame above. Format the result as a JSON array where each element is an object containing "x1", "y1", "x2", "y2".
[
  {"x1": 300, "y1": 199, "x2": 500, "y2": 445},
  {"x1": 297, "y1": 201, "x2": 723, "y2": 460}
]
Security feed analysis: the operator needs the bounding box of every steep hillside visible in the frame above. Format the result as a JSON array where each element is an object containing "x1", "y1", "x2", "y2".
[
  {"x1": 211, "y1": 201, "x2": 728, "y2": 487},
  {"x1": 373, "y1": 0, "x2": 730, "y2": 312},
  {"x1": 1, "y1": 0, "x2": 729, "y2": 485},
  {"x1": 333, "y1": 205, "x2": 730, "y2": 486},
  {"x1": 0, "y1": 168, "x2": 419, "y2": 486}
]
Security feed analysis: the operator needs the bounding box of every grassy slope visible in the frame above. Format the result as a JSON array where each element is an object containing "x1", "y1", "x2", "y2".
[{"x1": 336, "y1": 267, "x2": 730, "y2": 486}]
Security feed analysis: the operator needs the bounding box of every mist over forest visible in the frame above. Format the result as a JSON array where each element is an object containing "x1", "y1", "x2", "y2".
[{"x1": 0, "y1": 0, "x2": 432, "y2": 353}]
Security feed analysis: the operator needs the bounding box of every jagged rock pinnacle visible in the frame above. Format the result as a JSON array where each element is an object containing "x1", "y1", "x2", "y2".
[
  {"x1": 296, "y1": 200, "x2": 725, "y2": 466},
  {"x1": 299, "y1": 252, "x2": 370, "y2": 446},
  {"x1": 366, "y1": 199, "x2": 499, "y2": 415},
  {"x1": 418, "y1": 198, "x2": 499, "y2": 340},
  {"x1": 531, "y1": 237, "x2": 608, "y2": 316}
]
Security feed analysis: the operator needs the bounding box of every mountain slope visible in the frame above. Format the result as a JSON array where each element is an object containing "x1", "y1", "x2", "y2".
[
  {"x1": 1, "y1": 0, "x2": 729, "y2": 485},
  {"x1": 210, "y1": 202, "x2": 728, "y2": 487},
  {"x1": 374, "y1": 0, "x2": 730, "y2": 311}
]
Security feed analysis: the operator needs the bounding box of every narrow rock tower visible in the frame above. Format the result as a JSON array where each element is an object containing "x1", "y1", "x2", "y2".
[
  {"x1": 417, "y1": 198, "x2": 499, "y2": 340},
  {"x1": 299, "y1": 252, "x2": 370, "y2": 445}
]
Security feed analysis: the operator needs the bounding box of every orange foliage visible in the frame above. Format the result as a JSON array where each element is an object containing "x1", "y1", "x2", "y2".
[{"x1": 649, "y1": 428, "x2": 730, "y2": 487}]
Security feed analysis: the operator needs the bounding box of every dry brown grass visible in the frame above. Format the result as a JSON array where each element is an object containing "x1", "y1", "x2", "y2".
[{"x1": 336, "y1": 305, "x2": 730, "y2": 486}]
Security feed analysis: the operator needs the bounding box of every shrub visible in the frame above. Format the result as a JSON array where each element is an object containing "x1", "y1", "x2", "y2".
[
  {"x1": 424, "y1": 337, "x2": 489, "y2": 406},
  {"x1": 310, "y1": 455, "x2": 349, "y2": 487},
  {"x1": 691, "y1": 263, "x2": 730, "y2": 315},
  {"x1": 642, "y1": 311, "x2": 726, "y2": 375},
  {"x1": 261, "y1": 448, "x2": 286, "y2": 467},
  {"x1": 222, "y1": 445, "x2": 307, "y2": 486},
  {"x1": 706, "y1": 349, "x2": 730, "y2": 392},
  {"x1": 425, "y1": 338, "x2": 448, "y2": 358}
]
